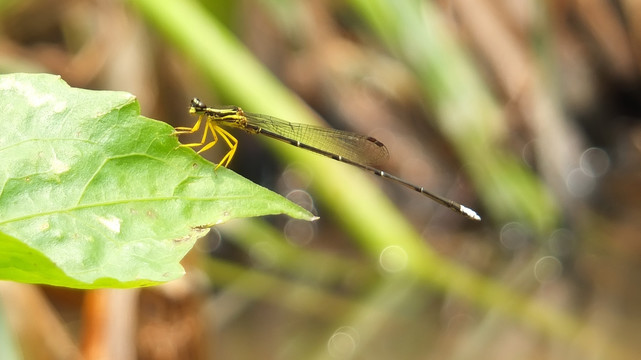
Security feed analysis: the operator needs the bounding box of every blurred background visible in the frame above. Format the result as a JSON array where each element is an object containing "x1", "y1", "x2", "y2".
[{"x1": 1, "y1": 0, "x2": 641, "y2": 359}]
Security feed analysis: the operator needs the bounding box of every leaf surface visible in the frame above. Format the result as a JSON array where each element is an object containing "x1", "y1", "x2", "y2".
[{"x1": 0, "y1": 73, "x2": 313, "y2": 288}]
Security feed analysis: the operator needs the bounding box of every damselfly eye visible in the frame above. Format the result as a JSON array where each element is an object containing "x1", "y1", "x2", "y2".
[{"x1": 190, "y1": 98, "x2": 205, "y2": 108}]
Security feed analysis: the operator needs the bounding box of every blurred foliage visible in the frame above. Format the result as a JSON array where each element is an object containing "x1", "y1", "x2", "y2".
[{"x1": 1, "y1": 0, "x2": 641, "y2": 359}]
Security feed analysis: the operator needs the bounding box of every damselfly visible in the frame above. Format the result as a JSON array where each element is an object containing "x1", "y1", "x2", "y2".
[{"x1": 175, "y1": 98, "x2": 481, "y2": 221}]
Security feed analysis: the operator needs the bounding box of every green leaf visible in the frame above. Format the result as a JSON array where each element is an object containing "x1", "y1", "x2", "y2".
[{"x1": 0, "y1": 73, "x2": 314, "y2": 289}]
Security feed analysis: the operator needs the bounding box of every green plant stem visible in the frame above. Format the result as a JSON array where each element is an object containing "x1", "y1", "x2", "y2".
[{"x1": 348, "y1": 0, "x2": 559, "y2": 232}]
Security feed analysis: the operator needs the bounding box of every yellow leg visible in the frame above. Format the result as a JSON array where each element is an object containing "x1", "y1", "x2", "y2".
[
  {"x1": 180, "y1": 117, "x2": 218, "y2": 150},
  {"x1": 211, "y1": 126, "x2": 238, "y2": 170},
  {"x1": 175, "y1": 114, "x2": 215, "y2": 148},
  {"x1": 174, "y1": 114, "x2": 203, "y2": 134},
  {"x1": 194, "y1": 121, "x2": 219, "y2": 154},
  {"x1": 175, "y1": 115, "x2": 238, "y2": 170}
]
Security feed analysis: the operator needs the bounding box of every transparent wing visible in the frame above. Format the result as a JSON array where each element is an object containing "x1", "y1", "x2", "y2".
[{"x1": 240, "y1": 112, "x2": 390, "y2": 166}]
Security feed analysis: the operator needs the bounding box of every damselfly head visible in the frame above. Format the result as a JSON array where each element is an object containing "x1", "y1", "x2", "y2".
[{"x1": 190, "y1": 98, "x2": 207, "y2": 113}]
